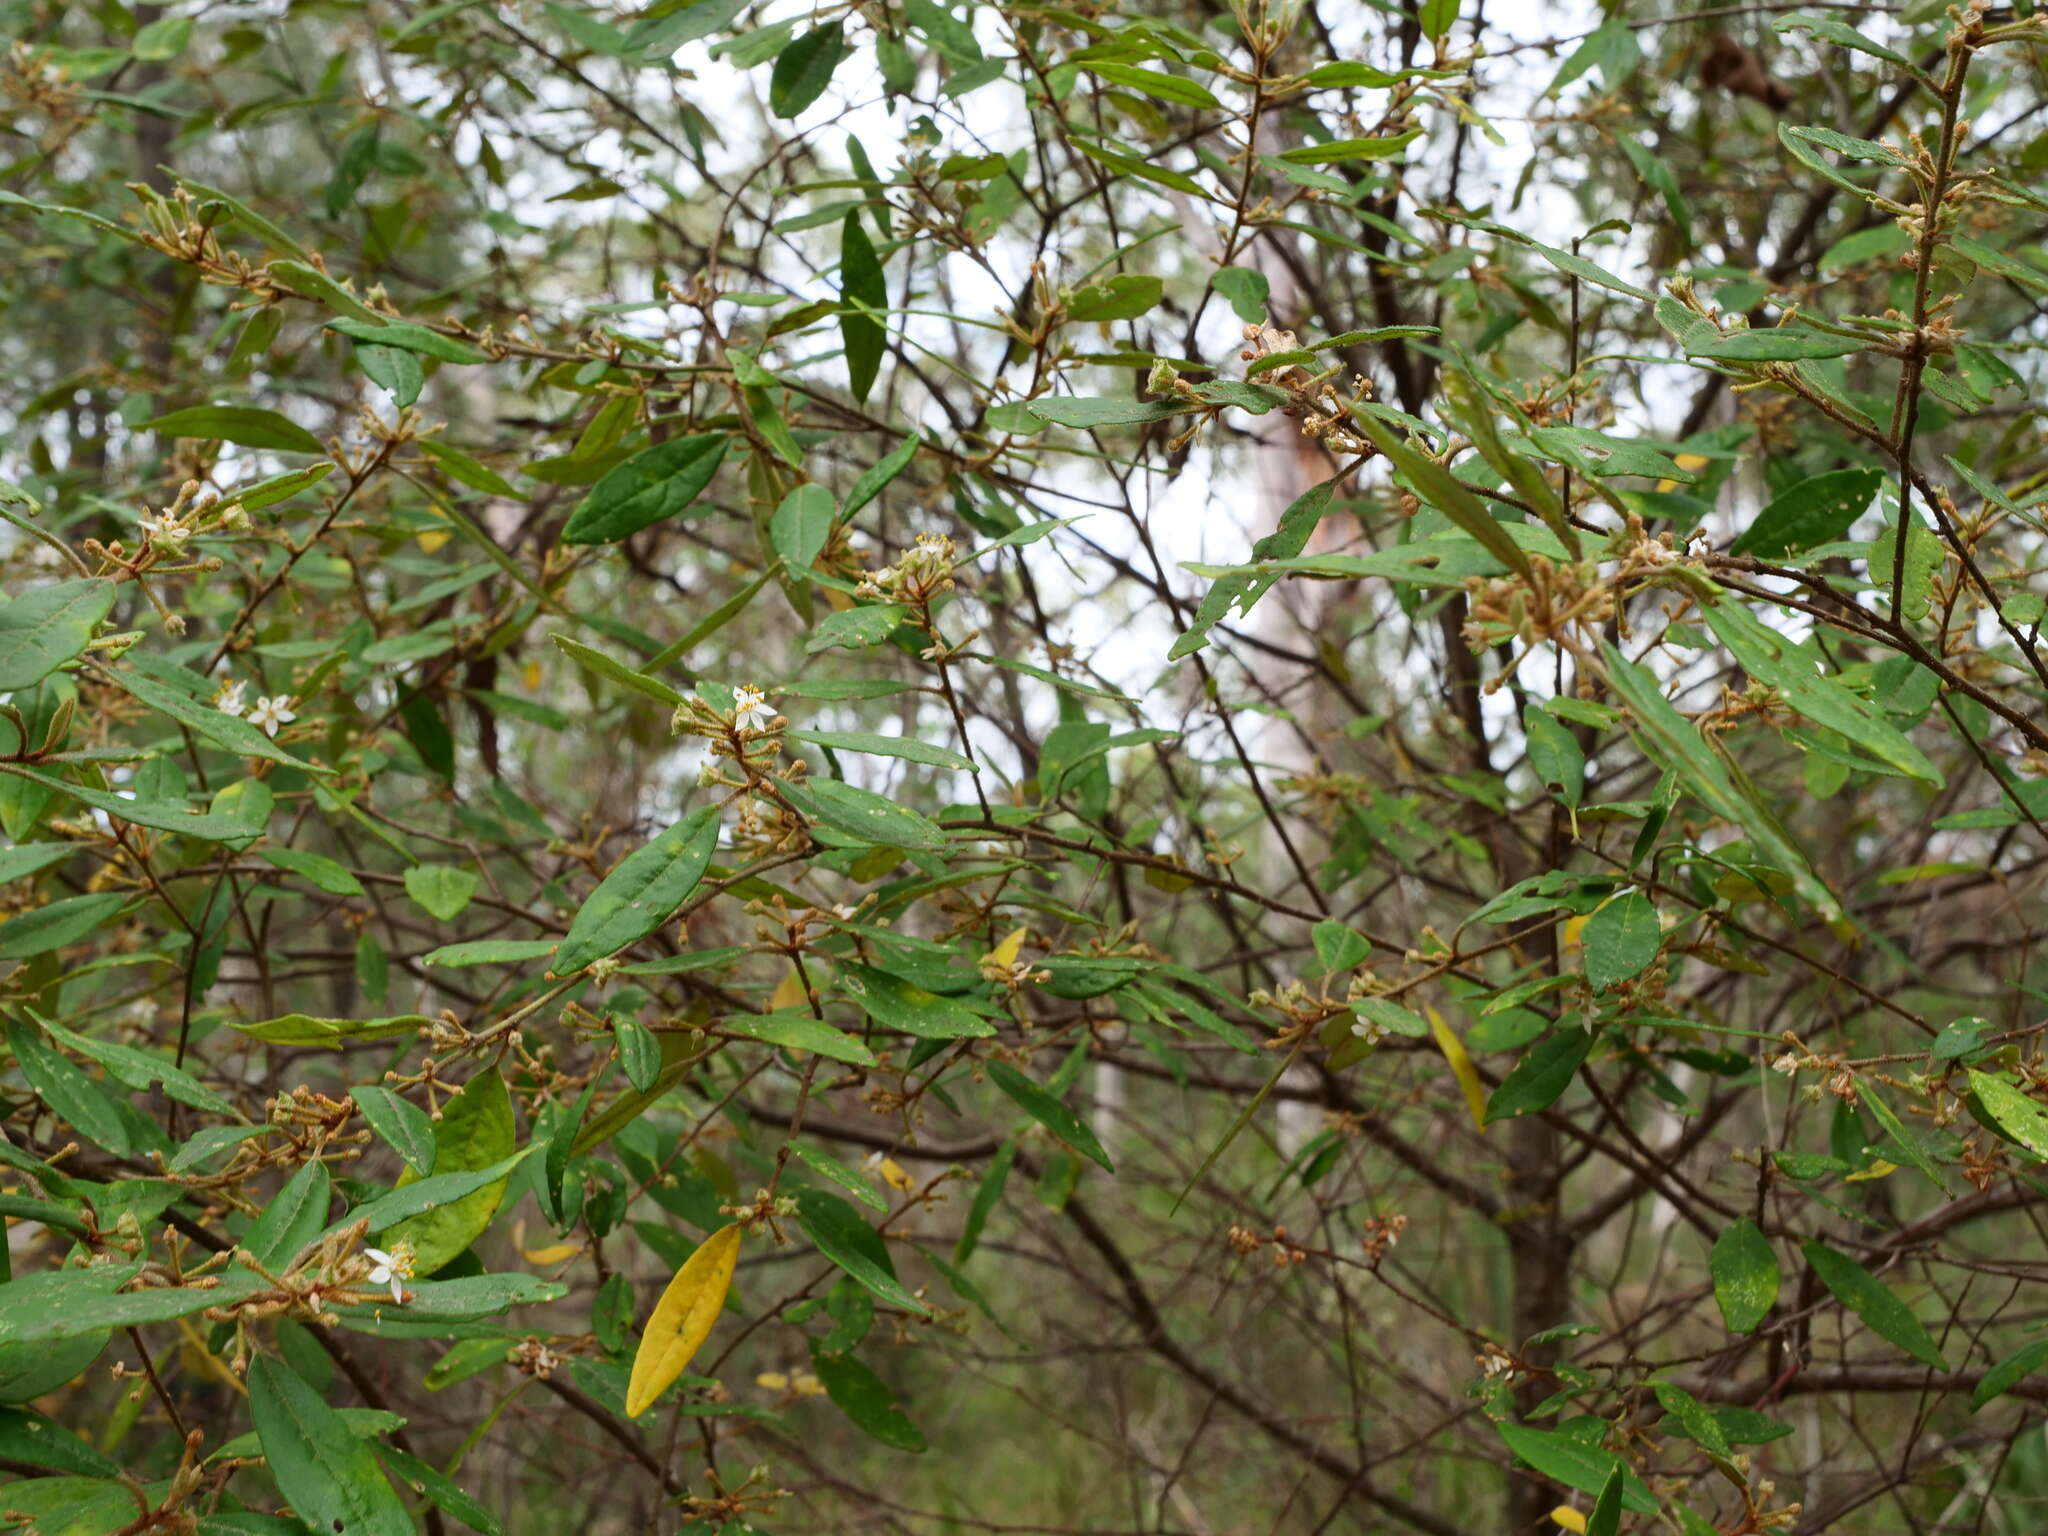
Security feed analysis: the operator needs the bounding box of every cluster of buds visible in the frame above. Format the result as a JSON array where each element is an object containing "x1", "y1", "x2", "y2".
[
  {"x1": 133, "y1": 479, "x2": 248, "y2": 555},
  {"x1": 2, "y1": 43, "x2": 84, "y2": 141},
  {"x1": 512, "y1": 1336, "x2": 565, "y2": 1379},
  {"x1": 856, "y1": 530, "x2": 957, "y2": 606},
  {"x1": 1245, "y1": 978, "x2": 1345, "y2": 1045},
  {"x1": 1226, "y1": 1224, "x2": 1310, "y2": 1268},
  {"x1": 1769, "y1": 1041, "x2": 1858, "y2": 1105},
  {"x1": 977, "y1": 927, "x2": 1047, "y2": 993},
  {"x1": 674, "y1": 684, "x2": 785, "y2": 795},
  {"x1": 1235, "y1": 324, "x2": 1378, "y2": 455},
  {"x1": 1360, "y1": 1212, "x2": 1408, "y2": 1264},
  {"x1": 1474, "y1": 1342, "x2": 1522, "y2": 1385},
  {"x1": 720, "y1": 1187, "x2": 799, "y2": 1241}
]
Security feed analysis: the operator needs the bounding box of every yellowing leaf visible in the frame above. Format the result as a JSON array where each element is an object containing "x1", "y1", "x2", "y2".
[
  {"x1": 522, "y1": 660, "x2": 542, "y2": 691},
  {"x1": 1562, "y1": 915, "x2": 1587, "y2": 953},
  {"x1": 755, "y1": 1371, "x2": 790, "y2": 1391},
  {"x1": 770, "y1": 968, "x2": 809, "y2": 1012},
  {"x1": 878, "y1": 1157, "x2": 914, "y2": 1192},
  {"x1": 523, "y1": 1240, "x2": 584, "y2": 1265},
  {"x1": 1550, "y1": 1508, "x2": 1587, "y2": 1534},
  {"x1": 626, "y1": 1222, "x2": 741, "y2": 1418},
  {"x1": 1429, "y1": 1007, "x2": 1488, "y2": 1133},
  {"x1": 792, "y1": 1371, "x2": 824, "y2": 1396},
  {"x1": 1845, "y1": 1158, "x2": 1899, "y2": 1183},
  {"x1": 416, "y1": 528, "x2": 451, "y2": 553},
  {"x1": 1654, "y1": 451, "x2": 1711, "y2": 493},
  {"x1": 988, "y1": 926, "x2": 1027, "y2": 969}
]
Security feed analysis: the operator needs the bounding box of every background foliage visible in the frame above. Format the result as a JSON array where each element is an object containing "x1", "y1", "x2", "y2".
[{"x1": 5, "y1": 0, "x2": 2048, "y2": 1532}]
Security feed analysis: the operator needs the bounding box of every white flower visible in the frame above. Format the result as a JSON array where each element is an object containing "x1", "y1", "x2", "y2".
[
  {"x1": 363, "y1": 1242, "x2": 415, "y2": 1305},
  {"x1": 138, "y1": 512, "x2": 189, "y2": 551},
  {"x1": 732, "y1": 684, "x2": 773, "y2": 731},
  {"x1": 247, "y1": 695, "x2": 296, "y2": 737},
  {"x1": 213, "y1": 680, "x2": 248, "y2": 718}
]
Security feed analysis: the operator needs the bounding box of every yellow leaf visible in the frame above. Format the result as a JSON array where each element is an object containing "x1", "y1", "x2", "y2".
[
  {"x1": 1428, "y1": 1007, "x2": 1488, "y2": 1133},
  {"x1": 523, "y1": 1240, "x2": 583, "y2": 1265},
  {"x1": 1550, "y1": 1508, "x2": 1587, "y2": 1534},
  {"x1": 755, "y1": 1371, "x2": 790, "y2": 1391},
  {"x1": 1655, "y1": 451, "x2": 1712, "y2": 493},
  {"x1": 416, "y1": 528, "x2": 451, "y2": 554},
  {"x1": 1562, "y1": 914, "x2": 1587, "y2": 953},
  {"x1": 770, "y1": 968, "x2": 808, "y2": 1013},
  {"x1": 1845, "y1": 1158, "x2": 1899, "y2": 1183},
  {"x1": 626, "y1": 1222, "x2": 741, "y2": 1418},
  {"x1": 792, "y1": 1371, "x2": 824, "y2": 1396},
  {"x1": 522, "y1": 660, "x2": 542, "y2": 692},
  {"x1": 879, "y1": 1157, "x2": 914, "y2": 1192},
  {"x1": 989, "y1": 926, "x2": 1027, "y2": 970}
]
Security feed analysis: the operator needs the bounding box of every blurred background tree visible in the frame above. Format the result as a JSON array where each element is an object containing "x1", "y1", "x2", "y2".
[{"x1": 5, "y1": 1, "x2": 2048, "y2": 1533}]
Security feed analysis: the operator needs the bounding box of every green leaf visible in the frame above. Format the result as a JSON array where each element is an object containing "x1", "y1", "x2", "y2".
[
  {"x1": 790, "y1": 1142, "x2": 889, "y2": 1212},
  {"x1": 257, "y1": 847, "x2": 365, "y2": 897},
  {"x1": 144, "y1": 405, "x2": 325, "y2": 455},
  {"x1": 611, "y1": 1014, "x2": 661, "y2": 1092},
  {"x1": 1587, "y1": 1464, "x2": 1624, "y2": 1536},
  {"x1": 985, "y1": 1060, "x2": 1113, "y2": 1171},
  {"x1": 551, "y1": 805, "x2": 719, "y2": 975},
  {"x1": 1495, "y1": 1422, "x2": 1657, "y2": 1514},
  {"x1": 788, "y1": 728, "x2": 974, "y2": 773},
  {"x1": 352, "y1": 1085, "x2": 436, "y2": 1176},
  {"x1": 1967, "y1": 1070, "x2": 2048, "y2": 1161},
  {"x1": 248, "y1": 1355, "x2": 414, "y2": 1536},
  {"x1": 0, "y1": 891, "x2": 126, "y2": 960},
  {"x1": 0, "y1": 1266, "x2": 264, "y2": 1347},
  {"x1": 1524, "y1": 705, "x2": 1585, "y2": 810},
  {"x1": 0, "y1": 579, "x2": 113, "y2": 692},
  {"x1": 324, "y1": 317, "x2": 488, "y2": 363},
  {"x1": 1212, "y1": 266, "x2": 1269, "y2": 323},
  {"x1": 793, "y1": 1187, "x2": 928, "y2": 1313},
  {"x1": 420, "y1": 939, "x2": 557, "y2": 968},
  {"x1": 805, "y1": 603, "x2": 911, "y2": 652},
  {"x1": 781, "y1": 777, "x2": 949, "y2": 849},
  {"x1": 771, "y1": 483, "x2": 837, "y2": 573},
  {"x1": 1582, "y1": 890, "x2": 1660, "y2": 990},
  {"x1": 1348, "y1": 997, "x2": 1430, "y2": 1038},
  {"x1": 1728, "y1": 467, "x2": 1886, "y2": 560},
  {"x1": 723, "y1": 1010, "x2": 878, "y2": 1066},
  {"x1": 1084, "y1": 62, "x2": 1219, "y2": 109},
  {"x1": 1025, "y1": 397, "x2": 1186, "y2": 429},
  {"x1": 843, "y1": 434, "x2": 920, "y2": 518},
  {"x1": 6, "y1": 1015, "x2": 132, "y2": 1155},
  {"x1": 230, "y1": 1013, "x2": 428, "y2": 1048},
  {"x1": 1598, "y1": 645, "x2": 1835, "y2": 919},
  {"x1": 2, "y1": 765, "x2": 271, "y2": 842},
  {"x1": 1275, "y1": 129, "x2": 1422, "y2": 163},
  {"x1": 1483, "y1": 1028, "x2": 1592, "y2": 1123},
  {"x1": 838, "y1": 961, "x2": 995, "y2": 1038},
  {"x1": 405, "y1": 863, "x2": 478, "y2": 922},
  {"x1": 1689, "y1": 327, "x2": 1865, "y2": 362},
  {"x1": 550, "y1": 633, "x2": 689, "y2": 705},
  {"x1": 1064, "y1": 273, "x2": 1165, "y2": 322},
  {"x1": 112, "y1": 669, "x2": 321, "y2": 772},
  {"x1": 769, "y1": 22, "x2": 845, "y2": 117},
  {"x1": 243, "y1": 1161, "x2": 333, "y2": 1271},
  {"x1": 809, "y1": 1344, "x2": 927, "y2": 1451},
  {"x1": 1653, "y1": 1382, "x2": 1730, "y2": 1459},
  {"x1": 1803, "y1": 1240, "x2": 1947, "y2": 1369},
  {"x1": 367, "y1": 1114, "x2": 528, "y2": 1272},
  {"x1": 1972, "y1": 1336, "x2": 2048, "y2": 1410},
  {"x1": 1310, "y1": 921, "x2": 1370, "y2": 974},
  {"x1": 839, "y1": 212, "x2": 887, "y2": 404},
  {"x1": 1711, "y1": 1218, "x2": 1779, "y2": 1333},
  {"x1": 560, "y1": 434, "x2": 729, "y2": 544}
]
